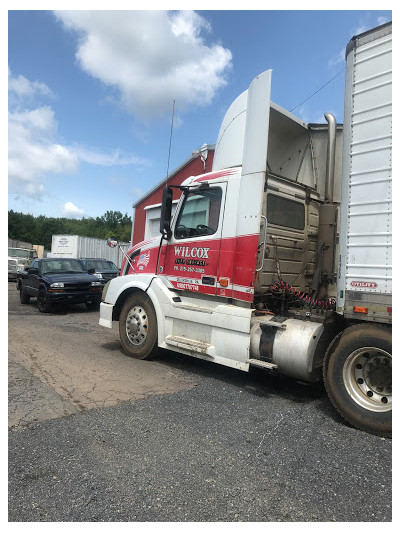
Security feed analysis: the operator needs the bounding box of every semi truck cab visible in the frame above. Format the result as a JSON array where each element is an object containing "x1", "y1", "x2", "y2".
[{"x1": 100, "y1": 23, "x2": 392, "y2": 437}]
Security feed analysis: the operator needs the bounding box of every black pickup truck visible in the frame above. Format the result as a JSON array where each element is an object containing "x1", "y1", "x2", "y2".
[{"x1": 17, "y1": 258, "x2": 103, "y2": 313}]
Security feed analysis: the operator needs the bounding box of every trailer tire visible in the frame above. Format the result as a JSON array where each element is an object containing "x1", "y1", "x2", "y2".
[
  {"x1": 323, "y1": 325, "x2": 391, "y2": 437},
  {"x1": 119, "y1": 292, "x2": 159, "y2": 360}
]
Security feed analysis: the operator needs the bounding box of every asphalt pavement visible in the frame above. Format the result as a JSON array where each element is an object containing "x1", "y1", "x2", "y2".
[{"x1": 8, "y1": 284, "x2": 392, "y2": 522}]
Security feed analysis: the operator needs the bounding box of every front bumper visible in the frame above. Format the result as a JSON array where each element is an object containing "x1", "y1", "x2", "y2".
[
  {"x1": 99, "y1": 302, "x2": 114, "y2": 328},
  {"x1": 46, "y1": 288, "x2": 102, "y2": 305}
]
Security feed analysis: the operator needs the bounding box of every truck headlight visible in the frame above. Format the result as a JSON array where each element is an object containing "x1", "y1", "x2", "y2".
[
  {"x1": 50, "y1": 282, "x2": 64, "y2": 288},
  {"x1": 91, "y1": 281, "x2": 102, "y2": 286}
]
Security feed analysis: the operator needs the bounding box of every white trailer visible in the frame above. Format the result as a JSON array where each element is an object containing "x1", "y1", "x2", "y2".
[
  {"x1": 99, "y1": 23, "x2": 392, "y2": 437},
  {"x1": 51, "y1": 235, "x2": 129, "y2": 269}
]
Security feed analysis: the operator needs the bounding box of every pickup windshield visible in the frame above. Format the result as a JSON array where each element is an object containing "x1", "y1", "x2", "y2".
[{"x1": 41, "y1": 259, "x2": 86, "y2": 274}]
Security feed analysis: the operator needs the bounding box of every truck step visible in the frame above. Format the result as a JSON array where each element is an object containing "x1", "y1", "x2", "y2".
[
  {"x1": 173, "y1": 303, "x2": 214, "y2": 314},
  {"x1": 248, "y1": 358, "x2": 278, "y2": 370},
  {"x1": 165, "y1": 335, "x2": 215, "y2": 357}
]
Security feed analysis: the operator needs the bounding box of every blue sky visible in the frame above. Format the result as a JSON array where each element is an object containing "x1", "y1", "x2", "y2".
[{"x1": 8, "y1": 7, "x2": 392, "y2": 221}]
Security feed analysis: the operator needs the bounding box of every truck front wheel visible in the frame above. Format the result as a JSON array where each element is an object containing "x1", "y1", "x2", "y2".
[
  {"x1": 324, "y1": 325, "x2": 391, "y2": 437},
  {"x1": 118, "y1": 292, "x2": 159, "y2": 360}
]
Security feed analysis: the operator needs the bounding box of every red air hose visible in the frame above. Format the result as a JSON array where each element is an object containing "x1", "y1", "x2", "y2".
[{"x1": 269, "y1": 280, "x2": 336, "y2": 310}]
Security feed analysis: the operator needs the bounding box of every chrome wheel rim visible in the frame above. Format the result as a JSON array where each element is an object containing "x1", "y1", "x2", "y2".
[
  {"x1": 343, "y1": 347, "x2": 392, "y2": 412},
  {"x1": 125, "y1": 305, "x2": 148, "y2": 346}
]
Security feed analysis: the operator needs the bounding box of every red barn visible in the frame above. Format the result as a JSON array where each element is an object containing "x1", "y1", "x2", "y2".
[{"x1": 131, "y1": 144, "x2": 214, "y2": 245}]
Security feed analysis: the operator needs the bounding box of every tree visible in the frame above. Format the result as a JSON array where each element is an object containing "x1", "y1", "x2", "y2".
[{"x1": 8, "y1": 210, "x2": 132, "y2": 249}]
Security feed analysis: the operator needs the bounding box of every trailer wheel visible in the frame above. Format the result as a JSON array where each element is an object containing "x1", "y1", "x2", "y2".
[
  {"x1": 118, "y1": 292, "x2": 159, "y2": 360},
  {"x1": 324, "y1": 325, "x2": 391, "y2": 437}
]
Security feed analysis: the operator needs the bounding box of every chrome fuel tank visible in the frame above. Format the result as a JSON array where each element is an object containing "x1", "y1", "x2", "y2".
[{"x1": 250, "y1": 316, "x2": 324, "y2": 382}]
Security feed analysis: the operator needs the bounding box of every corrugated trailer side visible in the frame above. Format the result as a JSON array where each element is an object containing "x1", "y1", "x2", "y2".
[
  {"x1": 51, "y1": 234, "x2": 129, "y2": 268},
  {"x1": 337, "y1": 22, "x2": 392, "y2": 323}
]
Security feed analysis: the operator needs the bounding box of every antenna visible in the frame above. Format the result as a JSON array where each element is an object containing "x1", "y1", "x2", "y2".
[{"x1": 165, "y1": 99, "x2": 175, "y2": 189}]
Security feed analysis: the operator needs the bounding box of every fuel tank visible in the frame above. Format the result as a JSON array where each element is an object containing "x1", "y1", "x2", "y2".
[{"x1": 250, "y1": 316, "x2": 325, "y2": 382}]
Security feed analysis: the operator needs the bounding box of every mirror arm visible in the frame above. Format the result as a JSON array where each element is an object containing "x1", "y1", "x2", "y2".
[{"x1": 107, "y1": 236, "x2": 136, "y2": 274}]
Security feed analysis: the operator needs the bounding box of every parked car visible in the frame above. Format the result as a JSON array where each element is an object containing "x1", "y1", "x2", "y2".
[
  {"x1": 17, "y1": 258, "x2": 102, "y2": 313},
  {"x1": 78, "y1": 258, "x2": 120, "y2": 286}
]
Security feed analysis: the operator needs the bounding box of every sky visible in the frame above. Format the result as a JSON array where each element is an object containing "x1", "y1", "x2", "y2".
[{"x1": 7, "y1": 5, "x2": 393, "y2": 221}]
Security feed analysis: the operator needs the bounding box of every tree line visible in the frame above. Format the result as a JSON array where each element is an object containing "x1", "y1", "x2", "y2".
[{"x1": 8, "y1": 210, "x2": 132, "y2": 250}]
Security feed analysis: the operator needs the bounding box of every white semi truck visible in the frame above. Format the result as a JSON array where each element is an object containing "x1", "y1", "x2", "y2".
[{"x1": 99, "y1": 23, "x2": 392, "y2": 437}]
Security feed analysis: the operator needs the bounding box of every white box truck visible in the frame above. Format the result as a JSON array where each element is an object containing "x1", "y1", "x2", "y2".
[
  {"x1": 51, "y1": 235, "x2": 129, "y2": 269},
  {"x1": 99, "y1": 23, "x2": 392, "y2": 437}
]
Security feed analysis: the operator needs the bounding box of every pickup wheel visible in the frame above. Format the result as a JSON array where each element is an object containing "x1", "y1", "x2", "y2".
[
  {"x1": 37, "y1": 289, "x2": 51, "y2": 313},
  {"x1": 323, "y1": 325, "x2": 391, "y2": 437},
  {"x1": 119, "y1": 292, "x2": 159, "y2": 360},
  {"x1": 19, "y1": 286, "x2": 30, "y2": 304}
]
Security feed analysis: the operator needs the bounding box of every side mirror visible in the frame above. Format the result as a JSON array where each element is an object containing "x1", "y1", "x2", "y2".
[
  {"x1": 160, "y1": 187, "x2": 173, "y2": 239},
  {"x1": 107, "y1": 236, "x2": 118, "y2": 248},
  {"x1": 88, "y1": 268, "x2": 95, "y2": 274},
  {"x1": 28, "y1": 267, "x2": 39, "y2": 275}
]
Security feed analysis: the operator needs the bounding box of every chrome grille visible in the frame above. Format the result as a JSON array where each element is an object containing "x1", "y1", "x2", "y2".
[{"x1": 8, "y1": 260, "x2": 17, "y2": 272}]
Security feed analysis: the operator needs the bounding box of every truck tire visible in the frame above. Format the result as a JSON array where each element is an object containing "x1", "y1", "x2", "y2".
[
  {"x1": 19, "y1": 286, "x2": 30, "y2": 304},
  {"x1": 118, "y1": 292, "x2": 159, "y2": 360},
  {"x1": 323, "y1": 325, "x2": 391, "y2": 437},
  {"x1": 37, "y1": 289, "x2": 51, "y2": 313}
]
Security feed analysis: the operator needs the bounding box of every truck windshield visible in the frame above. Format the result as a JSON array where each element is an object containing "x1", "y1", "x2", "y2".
[
  {"x1": 41, "y1": 259, "x2": 86, "y2": 274},
  {"x1": 8, "y1": 248, "x2": 30, "y2": 258}
]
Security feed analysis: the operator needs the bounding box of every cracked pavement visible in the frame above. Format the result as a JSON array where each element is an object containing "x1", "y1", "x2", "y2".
[{"x1": 8, "y1": 283, "x2": 195, "y2": 430}]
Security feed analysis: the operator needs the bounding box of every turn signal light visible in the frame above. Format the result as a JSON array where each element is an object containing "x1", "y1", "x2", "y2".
[
  {"x1": 219, "y1": 278, "x2": 229, "y2": 287},
  {"x1": 353, "y1": 306, "x2": 368, "y2": 314}
]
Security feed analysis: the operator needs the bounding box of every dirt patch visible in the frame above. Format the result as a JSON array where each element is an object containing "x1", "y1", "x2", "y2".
[{"x1": 8, "y1": 285, "x2": 196, "y2": 429}]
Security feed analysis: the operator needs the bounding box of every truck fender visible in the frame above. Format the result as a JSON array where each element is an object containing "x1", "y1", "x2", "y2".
[{"x1": 111, "y1": 279, "x2": 166, "y2": 348}]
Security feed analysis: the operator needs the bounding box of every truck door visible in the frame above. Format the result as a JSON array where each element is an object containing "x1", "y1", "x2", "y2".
[{"x1": 160, "y1": 183, "x2": 226, "y2": 296}]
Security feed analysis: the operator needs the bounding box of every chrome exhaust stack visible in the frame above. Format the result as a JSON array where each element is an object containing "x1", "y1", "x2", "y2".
[{"x1": 324, "y1": 112, "x2": 337, "y2": 203}]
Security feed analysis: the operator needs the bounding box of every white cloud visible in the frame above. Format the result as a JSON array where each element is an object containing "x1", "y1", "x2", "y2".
[
  {"x1": 328, "y1": 47, "x2": 345, "y2": 69},
  {"x1": 72, "y1": 146, "x2": 148, "y2": 167},
  {"x1": 8, "y1": 69, "x2": 53, "y2": 101},
  {"x1": 377, "y1": 16, "x2": 390, "y2": 26},
  {"x1": 8, "y1": 72, "x2": 149, "y2": 200},
  {"x1": 54, "y1": 10, "x2": 232, "y2": 120},
  {"x1": 8, "y1": 107, "x2": 79, "y2": 198},
  {"x1": 62, "y1": 201, "x2": 85, "y2": 218}
]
